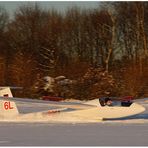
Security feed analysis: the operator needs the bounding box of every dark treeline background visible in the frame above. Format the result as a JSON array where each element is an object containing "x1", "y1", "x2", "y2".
[{"x1": 0, "y1": 2, "x2": 147, "y2": 100}]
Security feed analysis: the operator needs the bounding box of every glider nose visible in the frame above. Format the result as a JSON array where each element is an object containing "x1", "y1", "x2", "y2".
[
  {"x1": 133, "y1": 103, "x2": 146, "y2": 113},
  {"x1": 139, "y1": 105, "x2": 146, "y2": 113}
]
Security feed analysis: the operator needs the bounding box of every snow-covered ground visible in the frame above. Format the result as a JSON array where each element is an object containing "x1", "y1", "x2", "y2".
[{"x1": 0, "y1": 100, "x2": 148, "y2": 146}]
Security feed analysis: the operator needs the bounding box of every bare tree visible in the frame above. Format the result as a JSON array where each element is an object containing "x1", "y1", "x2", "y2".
[{"x1": 0, "y1": 6, "x2": 9, "y2": 85}]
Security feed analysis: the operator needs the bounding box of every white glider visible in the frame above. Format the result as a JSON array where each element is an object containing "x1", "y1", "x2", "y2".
[{"x1": 0, "y1": 87, "x2": 146, "y2": 122}]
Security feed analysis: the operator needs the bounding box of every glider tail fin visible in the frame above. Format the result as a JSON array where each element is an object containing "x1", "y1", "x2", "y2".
[
  {"x1": 0, "y1": 100, "x2": 19, "y2": 118},
  {"x1": 0, "y1": 87, "x2": 13, "y2": 97},
  {"x1": 0, "y1": 87, "x2": 19, "y2": 119}
]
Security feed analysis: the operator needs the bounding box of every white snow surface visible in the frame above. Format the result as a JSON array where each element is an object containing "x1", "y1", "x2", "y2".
[{"x1": 0, "y1": 100, "x2": 148, "y2": 146}]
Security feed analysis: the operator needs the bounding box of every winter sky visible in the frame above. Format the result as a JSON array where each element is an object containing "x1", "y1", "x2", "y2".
[{"x1": 0, "y1": 1, "x2": 100, "y2": 17}]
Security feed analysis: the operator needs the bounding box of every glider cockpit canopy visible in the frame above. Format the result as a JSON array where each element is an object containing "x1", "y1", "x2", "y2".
[{"x1": 99, "y1": 96, "x2": 133, "y2": 107}]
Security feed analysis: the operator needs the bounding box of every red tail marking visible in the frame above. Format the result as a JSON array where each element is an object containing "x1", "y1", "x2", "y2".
[{"x1": 3, "y1": 101, "x2": 13, "y2": 110}]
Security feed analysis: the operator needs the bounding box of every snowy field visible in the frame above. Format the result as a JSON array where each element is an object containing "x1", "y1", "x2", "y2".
[{"x1": 0, "y1": 100, "x2": 148, "y2": 146}]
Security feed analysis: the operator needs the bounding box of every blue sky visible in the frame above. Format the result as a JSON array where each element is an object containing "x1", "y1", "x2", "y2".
[{"x1": 0, "y1": 1, "x2": 100, "y2": 16}]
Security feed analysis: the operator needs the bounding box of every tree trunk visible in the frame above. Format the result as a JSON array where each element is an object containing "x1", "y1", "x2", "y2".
[{"x1": 105, "y1": 11, "x2": 116, "y2": 73}]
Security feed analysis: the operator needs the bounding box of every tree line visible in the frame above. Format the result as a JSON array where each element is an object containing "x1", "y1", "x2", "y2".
[{"x1": 0, "y1": 2, "x2": 147, "y2": 99}]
